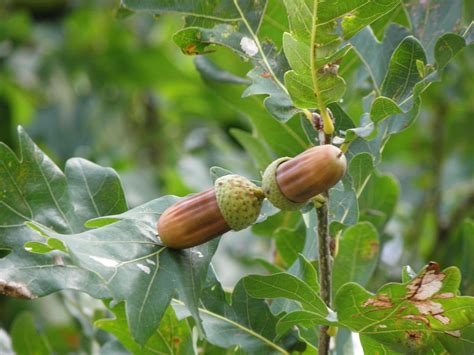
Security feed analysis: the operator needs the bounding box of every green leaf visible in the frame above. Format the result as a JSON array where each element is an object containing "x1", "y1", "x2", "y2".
[
  {"x1": 243, "y1": 272, "x2": 328, "y2": 317},
  {"x1": 275, "y1": 309, "x2": 337, "y2": 338},
  {"x1": 96, "y1": 302, "x2": 194, "y2": 355},
  {"x1": 360, "y1": 334, "x2": 401, "y2": 354},
  {"x1": 122, "y1": 0, "x2": 247, "y2": 23},
  {"x1": 174, "y1": 277, "x2": 300, "y2": 354},
  {"x1": 348, "y1": 153, "x2": 375, "y2": 197},
  {"x1": 461, "y1": 219, "x2": 474, "y2": 295},
  {"x1": 269, "y1": 254, "x2": 320, "y2": 315},
  {"x1": 351, "y1": 25, "x2": 410, "y2": 91},
  {"x1": 284, "y1": 70, "x2": 346, "y2": 109},
  {"x1": 230, "y1": 128, "x2": 273, "y2": 171},
  {"x1": 0, "y1": 128, "x2": 218, "y2": 346},
  {"x1": 217, "y1": 88, "x2": 308, "y2": 157},
  {"x1": 434, "y1": 33, "x2": 466, "y2": 70},
  {"x1": 370, "y1": 96, "x2": 403, "y2": 123},
  {"x1": 194, "y1": 56, "x2": 250, "y2": 85},
  {"x1": 404, "y1": 0, "x2": 463, "y2": 63},
  {"x1": 10, "y1": 312, "x2": 50, "y2": 355},
  {"x1": 27, "y1": 204, "x2": 219, "y2": 345},
  {"x1": 381, "y1": 36, "x2": 426, "y2": 103},
  {"x1": 438, "y1": 324, "x2": 474, "y2": 354},
  {"x1": 292, "y1": 254, "x2": 319, "y2": 293},
  {"x1": 23, "y1": 241, "x2": 53, "y2": 254},
  {"x1": 332, "y1": 222, "x2": 379, "y2": 296},
  {"x1": 274, "y1": 228, "x2": 305, "y2": 267},
  {"x1": 150, "y1": 0, "x2": 297, "y2": 122},
  {"x1": 339, "y1": 0, "x2": 401, "y2": 40},
  {"x1": 335, "y1": 264, "x2": 474, "y2": 353},
  {"x1": 282, "y1": 0, "x2": 400, "y2": 111},
  {"x1": 284, "y1": 0, "x2": 400, "y2": 46},
  {"x1": 358, "y1": 171, "x2": 399, "y2": 232},
  {"x1": 346, "y1": 3, "x2": 470, "y2": 164},
  {"x1": 0, "y1": 127, "x2": 122, "y2": 300},
  {"x1": 328, "y1": 177, "x2": 358, "y2": 227}
]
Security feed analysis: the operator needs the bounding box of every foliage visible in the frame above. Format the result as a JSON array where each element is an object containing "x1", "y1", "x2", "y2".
[{"x1": 0, "y1": 0, "x2": 473, "y2": 354}]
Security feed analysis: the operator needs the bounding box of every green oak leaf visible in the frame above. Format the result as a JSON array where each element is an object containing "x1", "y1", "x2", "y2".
[
  {"x1": 0, "y1": 127, "x2": 124, "y2": 300},
  {"x1": 282, "y1": 0, "x2": 400, "y2": 110},
  {"x1": 230, "y1": 128, "x2": 273, "y2": 171},
  {"x1": 348, "y1": 153, "x2": 375, "y2": 198},
  {"x1": 359, "y1": 334, "x2": 402, "y2": 354},
  {"x1": 358, "y1": 170, "x2": 399, "y2": 232},
  {"x1": 10, "y1": 312, "x2": 50, "y2": 355},
  {"x1": 0, "y1": 127, "x2": 219, "y2": 346},
  {"x1": 336, "y1": 264, "x2": 474, "y2": 353},
  {"x1": 381, "y1": 36, "x2": 426, "y2": 103},
  {"x1": 404, "y1": 0, "x2": 463, "y2": 63},
  {"x1": 347, "y1": 4, "x2": 472, "y2": 162},
  {"x1": 27, "y1": 202, "x2": 219, "y2": 346},
  {"x1": 332, "y1": 222, "x2": 379, "y2": 297},
  {"x1": 438, "y1": 324, "x2": 474, "y2": 354},
  {"x1": 96, "y1": 302, "x2": 194, "y2": 354},
  {"x1": 243, "y1": 272, "x2": 328, "y2": 316},
  {"x1": 174, "y1": 271, "x2": 303, "y2": 354},
  {"x1": 435, "y1": 33, "x2": 467, "y2": 71},
  {"x1": 328, "y1": 177, "x2": 358, "y2": 227},
  {"x1": 370, "y1": 96, "x2": 403, "y2": 123},
  {"x1": 284, "y1": 70, "x2": 346, "y2": 109},
  {"x1": 125, "y1": 0, "x2": 296, "y2": 121}
]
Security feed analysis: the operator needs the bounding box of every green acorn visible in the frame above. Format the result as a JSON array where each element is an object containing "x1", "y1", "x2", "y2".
[
  {"x1": 262, "y1": 145, "x2": 347, "y2": 210},
  {"x1": 157, "y1": 174, "x2": 264, "y2": 249}
]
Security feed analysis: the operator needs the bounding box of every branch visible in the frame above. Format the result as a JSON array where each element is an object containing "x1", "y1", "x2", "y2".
[{"x1": 316, "y1": 194, "x2": 332, "y2": 355}]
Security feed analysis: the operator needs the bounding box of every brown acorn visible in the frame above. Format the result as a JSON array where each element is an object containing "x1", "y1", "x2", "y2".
[
  {"x1": 262, "y1": 145, "x2": 347, "y2": 210},
  {"x1": 157, "y1": 175, "x2": 264, "y2": 249}
]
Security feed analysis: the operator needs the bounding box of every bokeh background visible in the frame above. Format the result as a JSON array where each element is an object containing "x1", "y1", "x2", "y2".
[{"x1": 0, "y1": 0, "x2": 473, "y2": 352}]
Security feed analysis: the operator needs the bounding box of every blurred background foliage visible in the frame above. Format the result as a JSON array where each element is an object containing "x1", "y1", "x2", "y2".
[{"x1": 0, "y1": 0, "x2": 472, "y2": 353}]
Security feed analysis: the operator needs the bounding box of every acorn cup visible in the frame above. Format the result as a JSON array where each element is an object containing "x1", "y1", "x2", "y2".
[
  {"x1": 157, "y1": 174, "x2": 264, "y2": 249},
  {"x1": 262, "y1": 145, "x2": 347, "y2": 210}
]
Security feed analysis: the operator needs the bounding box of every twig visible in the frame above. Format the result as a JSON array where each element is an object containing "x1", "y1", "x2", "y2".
[{"x1": 316, "y1": 193, "x2": 332, "y2": 354}]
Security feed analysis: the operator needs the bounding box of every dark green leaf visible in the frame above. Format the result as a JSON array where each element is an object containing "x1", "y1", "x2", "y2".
[
  {"x1": 404, "y1": 0, "x2": 463, "y2": 63},
  {"x1": 96, "y1": 302, "x2": 194, "y2": 355},
  {"x1": 359, "y1": 171, "x2": 399, "y2": 232},
  {"x1": 370, "y1": 96, "x2": 403, "y2": 123},
  {"x1": 435, "y1": 33, "x2": 466, "y2": 70},
  {"x1": 174, "y1": 278, "x2": 299, "y2": 354},
  {"x1": 438, "y1": 324, "x2": 474, "y2": 354},
  {"x1": 274, "y1": 228, "x2": 305, "y2": 267},
  {"x1": 332, "y1": 222, "x2": 379, "y2": 296},
  {"x1": 243, "y1": 272, "x2": 328, "y2": 316},
  {"x1": 230, "y1": 128, "x2": 273, "y2": 171},
  {"x1": 194, "y1": 56, "x2": 250, "y2": 85},
  {"x1": 11, "y1": 312, "x2": 50, "y2": 355},
  {"x1": 0, "y1": 128, "x2": 123, "y2": 300},
  {"x1": 381, "y1": 36, "x2": 426, "y2": 103},
  {"x1": 461, "y1": 219, "x2": 474, "y2": 295},
  {"x1": 27, "y1": 204, "x2": 218, "y2": 345}
]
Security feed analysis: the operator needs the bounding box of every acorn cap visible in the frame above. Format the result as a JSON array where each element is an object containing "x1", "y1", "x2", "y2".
[
  {"x1": 215, "y1": 174, "x2": 264, "y2": 231},
  {"x1": 262, "y1": 157, "x2": 307, "y2": 211}
]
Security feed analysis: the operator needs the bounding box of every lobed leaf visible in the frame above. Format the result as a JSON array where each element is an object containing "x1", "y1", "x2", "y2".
[{"x1": 335, "y1": 264, "x2": 474, "y2": 353}]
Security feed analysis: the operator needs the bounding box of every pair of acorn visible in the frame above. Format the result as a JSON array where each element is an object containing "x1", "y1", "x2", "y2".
[{"x1": 158, "y1": 145, "x2": 347, "y2": 249}]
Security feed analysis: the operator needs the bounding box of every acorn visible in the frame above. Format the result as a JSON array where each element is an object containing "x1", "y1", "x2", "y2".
[
  {"x1": 157, "y1": 174, "x2": 264, "y2": 249},
  {"x1": 262, "y1": 145, "x2": 347, "y2": 210}
]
